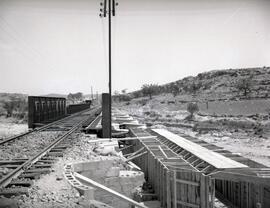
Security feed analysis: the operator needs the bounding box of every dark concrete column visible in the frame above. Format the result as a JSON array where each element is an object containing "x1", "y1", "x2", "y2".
[
  {"x1": 28, "y1": 96, "x2": 34, "y2": 129},
  {"x1": 102, "y1": 93, "x2": 110, "y2": 138}
]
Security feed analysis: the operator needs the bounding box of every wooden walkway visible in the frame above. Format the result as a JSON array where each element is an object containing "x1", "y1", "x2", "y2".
[{"x1": 152, "y1": 129, "x2": 248, "y2": 169}]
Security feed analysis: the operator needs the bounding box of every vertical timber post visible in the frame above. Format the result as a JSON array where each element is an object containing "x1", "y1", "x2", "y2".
[{"x1": 102, "y1": 93, "x2": 111, "y2": 138}]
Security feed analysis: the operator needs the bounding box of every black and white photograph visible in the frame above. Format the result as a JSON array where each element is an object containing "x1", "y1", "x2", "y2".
[{"x1": 0, "y1": 0, "x2": 270, "y2": 207}]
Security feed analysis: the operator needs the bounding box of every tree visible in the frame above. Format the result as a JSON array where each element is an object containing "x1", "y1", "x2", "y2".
[
  {"x1": 141, "y1": 84, "x2": 159, "y2": 99},
  {"x1": 114, "y1": 91, "x2": 119, "y2": 96},
  {"x1": 133, "y1": 90, "x2": 142, "y2": 98},
  {"x1": 236, "y1": 77, "x2": 252, "y2": 97},
  {"x1": 67, "y1": 92, "x2": 84, "y2": 103},
  {"x1": 187, "y1": 102, "x2": 199, "y2": 119},
  {"x1": 190, "y1": 82, "x2": 202, "y2": 94},
  {"x1": 170, "y1": 83, "x2": 180, "y2": 97},
  {"x1": 121, "y1": 89, "x2": 127, "y2": 94},
  {"x1": 3, "y1": 98, "x2": 21, "y2": 117}
]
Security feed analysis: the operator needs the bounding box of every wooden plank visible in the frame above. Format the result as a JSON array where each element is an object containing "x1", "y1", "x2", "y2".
[
  {"x1": 153, "y1": 129, "x2": 248, "y2": 169},
  {"x1": 118, "y1": 136, "x2": 157, "y2": 141},
  {"x1": 200, "y1": 174, "x2": 206, "y2": 208},
  {"x1": 175, "y1": 178, "x2": 199, "y2": 186},
  {"x1": 163, "y1": 162, "x2": 190, "y2": 166},
  {"x1": 210, "y1": 178, "x2": 215, "y2": 208},
  {"x1": 177, "y1": 200, "x2": 199, "y2": 208},
  {"x1": 205, "y1": 176, "x2": 210, "y2": 208},
  {"x1": 119, "y1": 144, "x2": 134, "y2": 151},
  {"x1": 166, "y1": 170, "x2": 171, "y2": 208},
  {"x1": 126, "y1": 151, "x2": 148, "y2": 162},
  {"x1": 126, "y1": 147, "x2": 145, "y2": 159},
  {"x1": 173, "y1": 171, "x2": 177, "y2": 208},
  {"x1": 74, "y1": 173, "x2": 148, "y2": 208},
  {"x1": 158, "y1": 145, "x2": 168, "y2": 159},
  {"x1": 210, "y1": 171, "x2": 270, "y2": 186}
]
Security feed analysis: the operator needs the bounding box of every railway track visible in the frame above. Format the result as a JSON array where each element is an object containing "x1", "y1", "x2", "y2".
[
  {"x1": 0, "y1": 108, "x2": 94, "y2": 145},
  {"x1": 0, "y1": 107, "x2": 101, "y2": 197}
]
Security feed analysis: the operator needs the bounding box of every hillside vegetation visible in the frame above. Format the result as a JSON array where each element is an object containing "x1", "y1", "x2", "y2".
[
  {"x1": 0, "y1": 93, "x2": 28, "y2": 120},
  {"x1": 115, "y1": 67, "x2": 270, "y2": 166},
  {"x1": 124, "y1": 67, "x2": 270, "y2": 101}
]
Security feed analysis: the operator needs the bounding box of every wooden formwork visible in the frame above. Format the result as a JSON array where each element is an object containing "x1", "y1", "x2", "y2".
[
  {"x1": 124, "y1": 128, "x2": 270, "y2": 208},
  {"x1": 214, "y1": 173, "x2": 270, "y2": 208},
  {"x1": 127, "y1": 133, "x2": 215, "y2": 208}
]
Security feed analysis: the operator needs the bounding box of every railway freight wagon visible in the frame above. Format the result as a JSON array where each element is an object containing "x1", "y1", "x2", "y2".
[
  {"x1": 66, "y1": 102, "x2": 91, "y2": 114},
  {"x1": 28, "y1": 96, "x2": 66, "y2": 129}
]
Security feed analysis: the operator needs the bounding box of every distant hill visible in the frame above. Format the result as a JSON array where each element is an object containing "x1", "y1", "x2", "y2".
[
  {"x1": 41, "y1": 93, "x2": 67, "y2": 98},
  {"x1": 0, "y1": 93, "x2": 28, "y2": 102},
  {"x1": 129, "y1": 67, "x2": 270, "y2": 101}
]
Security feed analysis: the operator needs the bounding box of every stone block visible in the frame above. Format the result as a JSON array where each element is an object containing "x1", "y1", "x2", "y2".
[
  {"x1": 97, "y1": 160, "x2": 114, "y2": 170},
  {"x1": 104, "y1": 177, "x2": 120, "y2": 186},
  {"x1": 81, "y1": 171, "x2": 94, "y2": 179},
  {"x1": 106, "y1": 167, "x2": 120, "y2": 177},
  {"x1": 83, "y1": 187, "x2": 95, "y2": 200},
  {"x1": 73, "y1": 163, "x2": 83, "y2": 172},
  {"x1": 86, "y1": 200, "x2": 114, "y2": 208},
  {"x1": 108, "y1": 185, "x2": 122, "y2": 193},
  {"x1": 96, "y1": 195, "x2": 114, "y2": 205},
  {"x1": 112, "y1": 199, "x2": 129, "y2": 208},
  {"x1": 93, "y1": 169, "x2": 107, "y2": 177},
  {"x1": 82, "y1": 161, "x2": 99, "y2": 171}
]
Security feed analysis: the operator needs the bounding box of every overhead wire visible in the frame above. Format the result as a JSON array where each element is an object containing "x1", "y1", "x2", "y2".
[
  {"x1": 101, "y1": 5, "x2": 108, "y2": 75},
  {"x1": 112, "y1": 5, "x2": 117, "y2": 92},
  {"x1": 0, "y1": 15, "x2": 59, "y2": 72}
]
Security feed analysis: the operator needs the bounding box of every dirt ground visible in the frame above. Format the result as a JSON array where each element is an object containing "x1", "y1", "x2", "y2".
[
  {"x1": 0, "y1": 116, "x2": 28, "y2": 140},
  {"x1": 116, "y1": 97, "x2": 270, "y2": 168}
]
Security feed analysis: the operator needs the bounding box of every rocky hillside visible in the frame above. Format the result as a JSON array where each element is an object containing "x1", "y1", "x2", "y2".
[{"x1": 130, "y1": 67, "x2": 270, "y2": 101}]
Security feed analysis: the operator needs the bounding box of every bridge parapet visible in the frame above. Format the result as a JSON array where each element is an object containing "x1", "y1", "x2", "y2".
[{"x1": 28, "y1": 96, "x2": 66, "y2": 129}]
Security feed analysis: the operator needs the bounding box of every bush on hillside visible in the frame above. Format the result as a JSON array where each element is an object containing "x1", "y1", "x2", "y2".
[
  {"x1": 3, "y1": 98, "x2": 27, "y2": 119},
  {"x1": 136, "y1": 99, "x2": 148, "y2": 106},
  {"x1": 186, "y1": 102, "x2": 199, "y2": 120}
]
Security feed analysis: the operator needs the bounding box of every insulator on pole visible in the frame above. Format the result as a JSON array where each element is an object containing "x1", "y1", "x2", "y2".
[
  {"x1": 103, "y1": 0, "x2": 107, "y2": 17},
  {"x1": 112, "y1": 0, "x2": 116, "y2": 16}
]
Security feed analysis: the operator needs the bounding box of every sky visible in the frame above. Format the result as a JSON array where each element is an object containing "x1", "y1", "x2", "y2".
[{"x1": 0, "y1": 0, "x2": 269, "y2": 95}]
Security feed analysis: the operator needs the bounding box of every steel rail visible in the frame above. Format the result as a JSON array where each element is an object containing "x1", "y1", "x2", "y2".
[
  {"x1": 0, "y1": 107, "x2": 96, "y2": 145},
  {"x1": 0, "y1": 112, "x2": 92, "y2": 188}
]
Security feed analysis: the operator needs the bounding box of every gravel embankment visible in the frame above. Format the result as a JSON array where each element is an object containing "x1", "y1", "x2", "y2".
[
  {"x1": 0, "y1": 131, "x2": 65, "y2": 160},
  {"x1": 0, "y1": 131, "x2": 65, "y2": 180},
  {"x1": 15, "y1": 133, "x2": 122, "y2": 208}
]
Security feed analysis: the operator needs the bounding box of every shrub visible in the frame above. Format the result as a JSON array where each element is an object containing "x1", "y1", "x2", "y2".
[
  {"x1": 136, "y1": 99, "x2": 148, "y2": 106},
  {"x1": 187, "y1": 102, "x2": 199, "y2": 119}
]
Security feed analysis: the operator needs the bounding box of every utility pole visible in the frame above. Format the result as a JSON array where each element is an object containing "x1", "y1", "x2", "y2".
[{"x1": 99, "y1": 0, "x2": 118, "y2": 138}]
